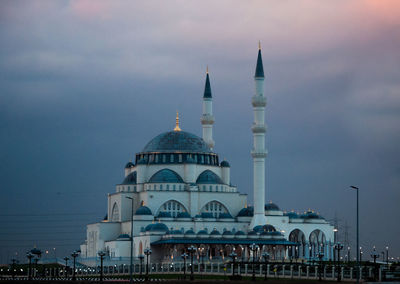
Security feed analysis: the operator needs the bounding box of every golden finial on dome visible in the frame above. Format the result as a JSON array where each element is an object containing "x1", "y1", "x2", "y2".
[
  {"x1": 206, "y1": 65, "x2": 209, "y2": 74},
  {"x1": 174, "y1": 111, "x2": 181, "y2": 131},
  {"x1": 244, "y1": 200, "x2": 247, "y2": 208},
  {"x1": 258, "y1": 40, "x2": 261, "y2": 50}
]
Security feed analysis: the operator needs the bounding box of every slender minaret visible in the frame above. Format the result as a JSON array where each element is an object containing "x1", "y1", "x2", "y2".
[
  {"x1": 201, "y1": 67, "x2": 215, "y2": 150},
  {"x1": 250, "y1": 43, "x2": 268, "y2": 229}
]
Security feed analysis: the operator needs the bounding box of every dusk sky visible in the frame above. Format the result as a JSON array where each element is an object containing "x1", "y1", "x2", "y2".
[{"x1": 0, "y1": 0, "x2": 399, "y2": 263}]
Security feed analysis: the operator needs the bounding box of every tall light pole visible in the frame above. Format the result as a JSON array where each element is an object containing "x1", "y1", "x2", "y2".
[
  {"x1": 229, "y1": 251, "x2": 237, "y2": 277},
  {"x1": 26, "y1": 253, "x2": 34, "y2": 281},
  {"x1": 262, "y1": 252, "x2": 269, "y2": 281},
  {"x1": 187, "y1": 245, "x2": 196, "y2": 281},
  {"x1": 63, "y1": 256, "x2": 69, "y2": 279},
  {"x1": 71, "y1": 251, "x2": 80, "y2": 281},
  {"x1": 98, "y1": 251, "x2": 106, "y2": 282},
  {"x1": 386, "y1": 246, "x2": 389, "y2": 267},
  {"x1": 250, "y1": 243, "x2": 259, "y2": 282},
  {"x1": 181, "y1": 252, "x2": 188, "y2": 279},
  {"x1": 350, "y1": 185, "x2": 359, "y2": 284},
  {"x1": 125, "y1": 196, "x2": 134, "y2": 284},
  {"x1": 138, "y1": 255, "x2": 144, "y2": 277},
  {"x1": 144, "y1": 248, "x2": 152, "y2": 281}
]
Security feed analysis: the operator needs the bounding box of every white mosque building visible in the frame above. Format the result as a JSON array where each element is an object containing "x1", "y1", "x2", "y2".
[{"x1": 79, "y1": 47, "x2": 335, "y2": 264}]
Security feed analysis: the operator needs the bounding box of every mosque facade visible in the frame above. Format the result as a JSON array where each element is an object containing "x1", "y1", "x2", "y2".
[{"x1": 79, "y1": 47, "x2": 335, "y2": 264}]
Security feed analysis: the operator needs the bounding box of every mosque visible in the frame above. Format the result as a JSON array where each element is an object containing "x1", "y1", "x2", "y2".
[{"x1": 79, "y1": 46, "x2": 335, "y2": 264}]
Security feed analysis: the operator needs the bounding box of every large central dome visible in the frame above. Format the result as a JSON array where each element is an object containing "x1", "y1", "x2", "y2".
[{"x1": 142, "y1": 131, "x2": 212, "y2": 153}]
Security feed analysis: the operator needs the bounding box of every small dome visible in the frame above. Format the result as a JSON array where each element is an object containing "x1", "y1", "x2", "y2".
[
  {"x1": 201, "y1": 212, "x2": 214, "y2": 218},
  {"x1": 117, "y1": 234, "x2": 130, "y2": 239},
  {"x1": 30, "y1": 248, "x2": 42, "y2": 255},
  {"x1": 265, "y1": 202, "x2": 280, "y2": 211},
  {"x1": 235, "y1": 230, "x2": 246, "y2": 236},
  {"x1": 219, "y1": 212, "x2": 233, "y2": 219},
  {"x1": 197, "y1": 230, "x2": 208, "y2": 235},
  {"x1": 284, "y1": 212, "x2": 299, "y2": 219},
  {"x1": 220, "y1": 160, "x2": 230, "y2": 167},
  {"x1": 247, "y1": 230, "x2": 258, "y2": 235},
  {"x1": 222, "y1": 230, "x2": 233, "y2": 235},
  {"x1": 237, "y1": 206, "x2": 254, "y2": 217},
  {"x1": 210, "y1": 229, "x2": 221, "y2": 235},
  {"x1": 147, "y1": 223, "x2": 168, "y2": 232},
  {"x1": 122, "y1": 171, "x2": 137, "y2": 185},
  {"x1": 253, "y1": 224, "x2": 276, "y2": 232},
  {"x1": 185, "y1": 229, "x2": 195, "y2": 235},
  {"x1": 149, "y1": 169, "x2": 184, "y2": 183},
  {"x1": 135, "y1": 206, "x2": 152, "y2": 216},
  {"x1": 301, "y1": 210, "x2": 323, "y2": 219},
  {"x1": 157, "y1": 211, "x2": 172, "y2": 218},
  {"x1": 177, "y1": 212, "x2": 191, "y2": 218},
  {"x1": 169, "y1": 229, "x2": 183, "y2": 235},
  {"x1": 142, "y1": 131, "x2": 212, "y2": 153},
  {"x1": 269, "y1": 231, "x2": 283, "y2": 236},
  {"x1": 196, "y1": 170, "x2": 224, "y2": 184},
  {"x1": 125, "y1": 161, "x2": 135, "y2": 169}
]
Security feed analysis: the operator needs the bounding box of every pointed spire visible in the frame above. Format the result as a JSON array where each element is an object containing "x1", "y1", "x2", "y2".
[
  {"x1": 255, "y1": 42, "x2": 264, "y2": 78},
  {"x1": 174, "y1": 111, "x2": 181, "y2": 131},
  {"x1": 203, "y1": 67, "x2": 212, "y2": 98}
]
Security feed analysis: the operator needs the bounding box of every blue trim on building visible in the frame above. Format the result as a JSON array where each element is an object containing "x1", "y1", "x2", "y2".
[{"x1": 151, "y1": 238, "x2": 298, "y2": 246}]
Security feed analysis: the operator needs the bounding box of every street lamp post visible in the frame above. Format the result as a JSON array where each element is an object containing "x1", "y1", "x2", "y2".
[
  {"x1": 371, "y1": 247, "x2": 379, "y2": 282},
  {"x1": 26, "y1": 253, "x2": 34, "y2": 281},
  {"x1": 262, "y1": 252, "x2": 270, "y2": 281},
  {"x1": 386, "y1": 246, "x2": 389, "y2": 267},
  {"x1": 181, "y1": 252, "x2": 188, "y2": 279},
  {"x1": 63, "y1": 257, "x2": 69, "y2": 279},
  {"x1": 229, "y1": 251, "x2": 238, "y2": 277},
  {"x1": 317, "y1": 252, "x2": 324, "y2": 281},
  {"x1": 334, "y1": 243, "x2": 344, "y2": 282},
  {"x1": 350, "y1": 185, "x2": 360, "y2": 284},
  {"x1": 138, "y1": 255, "x2": 144, "y2": 277},
  {"x1": 71, "y1": 251, "x2": 80, "y2": 281},
  {"x1": 98, "y1": 251, "x2": 106, "y2": 282},
  {"x1": 187, "y1": 245, "x2": 196, "y2": 281},
  {"x1": 125, "y1": 196, "x2": 134, "y2": 284},
  {"x1": 144, "y1": 248, "x2": 152, "y2": 281},
  {"x1": 250, "y1": 243, "x2": 259, "y2": 282},
  {"x1": 347, "y1": 247, "x2": 351, "y2": 264}
]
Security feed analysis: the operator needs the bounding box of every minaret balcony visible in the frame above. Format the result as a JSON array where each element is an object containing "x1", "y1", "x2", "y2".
[
  {"x1": 251, "y1": 149, "x2": 268, "y2": 158},
  {"x1": 201, "y1": 114, "x2": 215, "y2": 125},
  {"x1": 251, "y1": 124, "x2": 267, "y2": 133},
  {"x1": 252, "y1": 96, "x2": 267, "y2": 107}
]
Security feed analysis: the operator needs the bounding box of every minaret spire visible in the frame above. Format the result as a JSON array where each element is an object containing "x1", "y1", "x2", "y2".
[
  {"x1": 174, "y1": 111, "x2": 181, "y2": 131},
  {"x1": 201, "y1": 66, "x2": 215, "y2": 149},
  {"x1": 250, "y1": 43, "x2": 268, "y2": 229}
]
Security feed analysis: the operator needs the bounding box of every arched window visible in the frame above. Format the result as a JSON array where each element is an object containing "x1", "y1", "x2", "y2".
[
  {"x1": 111, "y1": 203, "x2": 119, "y2": 222},
  {"x1": 157, "y1": 200, "x2": 187, "y2": 218},
  {"x1": 200, "y1": 201, "x2": 229, "y2": 218}
]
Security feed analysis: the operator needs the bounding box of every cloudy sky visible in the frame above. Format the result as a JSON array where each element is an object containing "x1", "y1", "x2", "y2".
[{"x1": 0, "y1": 0, "x2": 399, "y2": 263}]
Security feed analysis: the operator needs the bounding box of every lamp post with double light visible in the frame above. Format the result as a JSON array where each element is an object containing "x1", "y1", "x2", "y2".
[
  {"x1": 63, "y1": 257, "x2": 69, "y2": 279},
  {"x1": 187, "y1": 245, "x2": 196, "y2": 281},
  {"x1": 71, "y1": 251, "x2": 80, "y2": 281},
  {"x1": 371, "y1": 247, "x2": 379, "y2": 281},
  {"x1": 317, "y1": 251, "x2": 324, "y2": 281},
  {"x1": 144, "y1": 248, "x2": 152, "y2": 281},
  {"x1": 334, "y1": 243, "x2": 343, "y2": 282},
  {"x1": 98, "y1": 251, "x2": 106, "y2": 282},
  {"x1": 181, "y1": 252, "x2": 188, "y2": 279},
  {"x1": 250, "y1": 243, "x2": 259, "y2": 281},
  {"x1": 229, "y1": 251, "x2": 237, "y2": 277},
  {"x1": 262, "y1": 252, "x2": 269, "y2": 281}
]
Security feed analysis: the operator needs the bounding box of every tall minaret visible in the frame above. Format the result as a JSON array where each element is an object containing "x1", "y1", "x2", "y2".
[
  {"x1": 250, "y1": 43, "x2": 268, "y2": 229},
  {"x1": 201, "y1": 67, "x2": 215, "y2": 150}
]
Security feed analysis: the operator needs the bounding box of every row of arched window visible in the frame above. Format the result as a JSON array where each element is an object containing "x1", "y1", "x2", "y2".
[
  {"x1": 136, "y1": 153, "x2": 219, "y2": 166},
  {"x1": 116, "y1": 184, "x2": 236, "y2": 193}
]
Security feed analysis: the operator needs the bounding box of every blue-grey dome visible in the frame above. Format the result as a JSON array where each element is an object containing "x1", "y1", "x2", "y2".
[
  {"x1": 125, "y1": 161, "x2": 134, "y2": 169},
  {"x1": 143, "y1": 131, "x2": 212, "y2": 153},
  {"x1": 301, "y1": 210, "x2": 323, "y2": 219},
  {"x1": 237, "y1": 206, "x2": 254, "y2": 217},
  {"x1": 146, "y1": 223, "x2": 168, "y2": 232},
  {"x1": 220, "y1": 160, "x2": 230, "y2": 167},
  {"x1": 285, "y1": 212, "x2": 300, "y2": 219},
  {"x1": 197, "y1": 230, "x2": 208, "y2": 235},
  {"x1": 201, "y1": 212, "x2": 214, "y2": 218},
  {"x1": 247, "y1": 230, "x2": 258, "y2": 235},
  {"x1": 149, "y1": 169, "x2": 184, "y2": 183},
  {"x1": 122, "y1": 171, "x2": 137, "y2": 185},
  {"x1": 222, "y1": 230, "x2": 233, "y2": 235},
  {"x1": 235, "y1": 231, "x2": 245, "y2": 236},
  {"x1": 157, "y1": 211, "x2": 172, "y2": 218},
  {"x1": 210, "y1": 229, "x2": 220, "y2": 235},
  {"x1": 196, "y1": 170, "x2": 224, "y2": 184},
  {"x1": 185, "y1": 229, "x2": 195, "y2": 235},
  {"x1": 265, "y1": 202, "x2": 280, "y2": 211},
  {"x1": 169, "y1": 229, "x2": 183, "y2": 235},
  {"x1": 219, "y1": 212, "x2": 233, "y2": 219},
  {"x1": 177, "y1": 212, "x2": 191, "y2": 218},
  {"x1": 135, "y1": 206, "x2": 152, "y2": 215}
]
